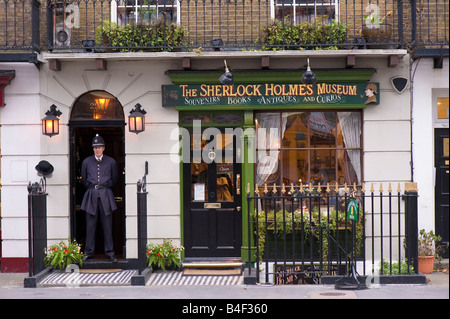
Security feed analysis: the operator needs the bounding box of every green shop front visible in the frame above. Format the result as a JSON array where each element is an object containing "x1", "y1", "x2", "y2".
[{"x1": 162, "y1": 69, "x2": 378, "y2": 262}]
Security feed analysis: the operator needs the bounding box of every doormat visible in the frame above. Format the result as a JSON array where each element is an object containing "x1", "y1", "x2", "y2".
[
  {"x1": 38, "y1": 269, "x2": 137, "y2": 287},
  {"x1": 147, "y1": 271, "x2": 243, "y2": 286}
]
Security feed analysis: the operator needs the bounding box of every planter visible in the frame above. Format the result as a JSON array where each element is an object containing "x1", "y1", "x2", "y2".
[
  {"x1": 418, "y1": 255, "x2": 435, "y2": 274},
  {"x1": 362, "y1": 24, "x2": 392, "y2": 48}
]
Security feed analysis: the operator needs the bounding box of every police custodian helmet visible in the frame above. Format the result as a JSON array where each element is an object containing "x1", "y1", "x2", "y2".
[{"x1": 92, "y1": 134, "x2": 105, "y2": 147}]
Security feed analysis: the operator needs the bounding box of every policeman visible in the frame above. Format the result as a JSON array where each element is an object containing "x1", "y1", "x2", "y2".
[{"x1": 81, "y1": 134, "x2": 118, "y2": 262}]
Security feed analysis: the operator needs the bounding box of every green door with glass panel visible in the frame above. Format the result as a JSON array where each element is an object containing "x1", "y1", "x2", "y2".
[{"x1": 182, "y1": 114, "x2": 243, "y2": 258}]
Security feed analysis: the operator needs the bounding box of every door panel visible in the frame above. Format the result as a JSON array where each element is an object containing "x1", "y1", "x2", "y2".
[
  {"x1": 184, "y1": 128, "x2": 242, "y2": 258},
  {"x1": 435, "y1": 128, "x2": 449, "y2": 258}
]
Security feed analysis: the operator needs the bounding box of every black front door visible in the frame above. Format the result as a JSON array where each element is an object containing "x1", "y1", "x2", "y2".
[
  {"x1": 183, "y1": 128, "x2": 242, "y2": 258},
  {"x1": 435, "y1": 128, "x2": 449, "y2": 258},
  {"x1": 70, "y1": 126, "x2": 125, "y2": 258}
]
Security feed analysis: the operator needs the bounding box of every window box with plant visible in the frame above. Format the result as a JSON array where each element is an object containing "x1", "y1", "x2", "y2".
[
  {"x1": 44, "y1": 239, "x2": 84, "y2": 271},
  {"x1": 259, "y1": 16, "x2": 348, "y2": 51},
  {"x1": 146, "y1": 239, "x2": 184, "y2": 271},
  {"x1": 95, "y1": 19, "x2": 188, "y2": 52}
]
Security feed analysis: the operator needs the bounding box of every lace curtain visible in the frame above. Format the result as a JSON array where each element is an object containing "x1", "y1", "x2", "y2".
[
  {"x1": 256, "y1": 113, "x2": 281, "y2": 186},
  {"x1": 337, "y1": 112, "x2": 361, "y2": 184}
]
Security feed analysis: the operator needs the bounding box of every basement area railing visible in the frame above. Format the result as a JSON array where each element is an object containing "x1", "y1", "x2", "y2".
[{"x1": 245, "y1": 182, "x2": 420, "y2": 285}]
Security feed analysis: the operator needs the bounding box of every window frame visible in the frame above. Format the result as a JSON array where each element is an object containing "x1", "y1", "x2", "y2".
[
  {"x1": 254, "y1": 110, "x2": 363, "y2": 189},
  {"x1": 271, "y1": 0, "x2": 339, "y2": 25},
  {"x1": 112, "y1": 0, "x2": 180, "y2": 25}
]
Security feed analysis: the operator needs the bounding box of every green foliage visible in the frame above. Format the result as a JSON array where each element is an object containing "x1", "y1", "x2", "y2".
[
  {"x1": 95, "y1": 19, "x2": 188, "y2": 52},
  {"x1": 418, "y1": 229, "x2": 448, "y2": 259},
  {"x1": 251, "y1": 207, "x2": 364, "y2": 262},
  {"x1": 260, "y1": 16, "x2": 348, "y2": 51},
  {"x1": 379, "y1": 259, "x2": 415, "y2": 275},
  {"x1": 44, "y1": 239, "x2": 84, "y2": 270},
  {"x1": 146, "y1": 239, "x2": 184, "y2": 271}
]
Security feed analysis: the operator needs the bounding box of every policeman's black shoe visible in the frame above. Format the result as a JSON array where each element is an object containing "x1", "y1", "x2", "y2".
[{"x1": 107, "y1": 256, "x2": 118, "y2": 263}]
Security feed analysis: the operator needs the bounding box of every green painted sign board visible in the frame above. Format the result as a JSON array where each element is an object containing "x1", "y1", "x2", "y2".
[
  {"x1": 162, "y1": 82, "x2": 379, "y2": 108},
  {"x1": 347, "y1": 199, "x2": 359, "y2": 222}
]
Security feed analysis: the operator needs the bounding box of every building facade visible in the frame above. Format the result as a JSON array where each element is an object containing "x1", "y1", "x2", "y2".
[{"x1": 0, "y1": 0, "x2": 448, "y2": 272}]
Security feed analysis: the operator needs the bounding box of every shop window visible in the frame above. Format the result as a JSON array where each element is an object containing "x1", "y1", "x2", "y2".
[
  {"x1": 437, "y1": 97, "x2": 449, "y2": 120},
  {"x1": 273, "y1": 0, "x2": 337, "y2": 25},
  {"x1": 255, "y1": 111, "x2": 361, "y2": 188},
  {"x1": 71, "y1": 91, "x2": 124, "y2": 120},
  {"x1": 115, "y1": 0, "x2": 179, "y2": 25}
]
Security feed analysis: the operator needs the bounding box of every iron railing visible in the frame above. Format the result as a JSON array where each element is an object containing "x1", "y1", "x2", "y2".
[
  {"x1": 0, "y1": 0, "x2": 448, "y2": 54},
  {"x1": 0, "y1": 0, "x2": 40, "y2": 52},
  {"x1": 245, "y1": 183, "x2": 419, "y2": 284}
]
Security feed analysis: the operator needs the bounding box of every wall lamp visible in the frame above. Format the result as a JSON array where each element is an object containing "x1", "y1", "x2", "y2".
[
  {"x1": 301, "y1": 58, "x2": 317, "y2": 85},
  {"x1": 219, "y1": 60, "x2": 234, "y2": 85},
  {"x1": 42, "y1": 104, "x2": 62, "y2": 137},
  {"x1": 129, "y1": 103, "x2": 147, "y2": 134}
]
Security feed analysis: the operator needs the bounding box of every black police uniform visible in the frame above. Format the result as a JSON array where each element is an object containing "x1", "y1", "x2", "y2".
[{"x1": 80, "y1": 134, "x2": 118, "y2": 260}]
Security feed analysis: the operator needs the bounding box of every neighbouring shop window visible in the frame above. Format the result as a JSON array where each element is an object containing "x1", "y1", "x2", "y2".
[
  {"x1": 273, "y1": 0, "x2": 337, "y2": 25},
  {"x1": 437, "y1": 97, "x2": 449, "y2": 120},
  {"x1": 115, "y1": 0, "x2": 179, "y2": 25},
  {"x1": 255, "y1": 111, "x2": 362, "y2": 188}
]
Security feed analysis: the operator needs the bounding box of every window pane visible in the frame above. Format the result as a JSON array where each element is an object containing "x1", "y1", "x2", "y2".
[
  {"x1": 337, "y1": 149, "x2": 360, "y2": 186},
  {"x1": 309, "y1": 112, "x2": 336, "y2": 147},
  {"x1": 310, "y1": 149, "x2": 336, "y2": 185},
  {"x1": 256, "y1": 113, "x2": 281, "y2": 186},
  {"x1": 336, "y1": 112, "x2": 361, "y2": 149},
  {"x1": 71, "y1": 91, "x2": 124, "y2": 120},
  {"x1": 256, "y1": 113, "x2": 281, "y2": 150},
  {"x1": 282, "y1": 150, "x2": 308, "y2": 185},
  {"x1": 191, "y1": 162, "x2": 208, "y2": 201},
  {"x1": 282, "y1": 112, "x2": 308, "y2": 148},
  {"x1": 437, "y1": 98, "x2": 449, "y2": 119}
]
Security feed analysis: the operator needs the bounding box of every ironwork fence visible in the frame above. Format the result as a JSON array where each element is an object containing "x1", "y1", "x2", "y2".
[
  {"x1": 245, "y1": 182, "x2": 419, "y2": 285},
  {"x1": 0, "y1": 0, "x2": 448, "y2": 53}
]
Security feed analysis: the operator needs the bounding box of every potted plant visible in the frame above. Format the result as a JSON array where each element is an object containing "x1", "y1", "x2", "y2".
[
  {"x1": 362, "y1": 10, "x2": 392, "y2": 47},
  {"x1": 44, "y1": 239, "x2": 84, "y2": 271},
  {"x1": 146, "y1": 239, "x2": 184, "y2": 271},
  {"x1": 417, "y1": 229, "x2": 447, "y2": 274}
]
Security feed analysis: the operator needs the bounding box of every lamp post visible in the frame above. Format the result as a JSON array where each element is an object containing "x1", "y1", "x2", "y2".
[
  {"x1": 42, "y1": 104, "x2": 62, "y2": 137},
  {"x1": 129, "y1": 103, "x2": 147, "y2": 134}
]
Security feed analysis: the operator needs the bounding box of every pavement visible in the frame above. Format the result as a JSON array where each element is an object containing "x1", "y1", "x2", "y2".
[{"x1": 0, "y1": 267, "x2": 447, "y2": 301}]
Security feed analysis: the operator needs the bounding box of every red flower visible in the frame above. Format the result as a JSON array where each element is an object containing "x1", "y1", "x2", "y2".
[{"x1": 157, "y1": 252, "x2": 162, "y2": 258}]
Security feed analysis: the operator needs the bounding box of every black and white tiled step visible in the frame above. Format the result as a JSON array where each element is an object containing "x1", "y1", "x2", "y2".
[
  {"x1": 147, "y1": 270, "x2": 243, "y2": 286},
  {"x1": 37, "y1": 269, "x2": 243, "y2": 287},
  {"x1": 38, "y1": 269, "x2": 137, "y2": 287}
]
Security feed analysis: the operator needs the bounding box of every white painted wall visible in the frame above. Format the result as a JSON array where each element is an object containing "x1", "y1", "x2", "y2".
[
  {"x1": 0, "y1": 62, "x2": 41, "y2": 259},
  {"x1": 411, "y1": 57, "x2": 449, "y2": 232}
]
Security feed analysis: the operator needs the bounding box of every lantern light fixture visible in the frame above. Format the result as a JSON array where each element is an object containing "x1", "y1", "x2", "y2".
[
  {"x1": 301, "y1": 57, "x2": 317, "y2": 85},
  {"x1": 129, "y1": 103, "x2": 147, "y2": 134},
  {"x1": 42, "y1": 104, "x2": 62, "y2": 137},
  {"x1": 219, "y1": 59, "x2": 234, "y2": 85},
  {"x1": 94, "y1": 97, "x2": 110, "y2": 110}
]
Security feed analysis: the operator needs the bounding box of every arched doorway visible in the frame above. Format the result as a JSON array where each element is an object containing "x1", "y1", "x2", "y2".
[{"x1": 69, "y1": 90, "x2": 126, "y2": 259}]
